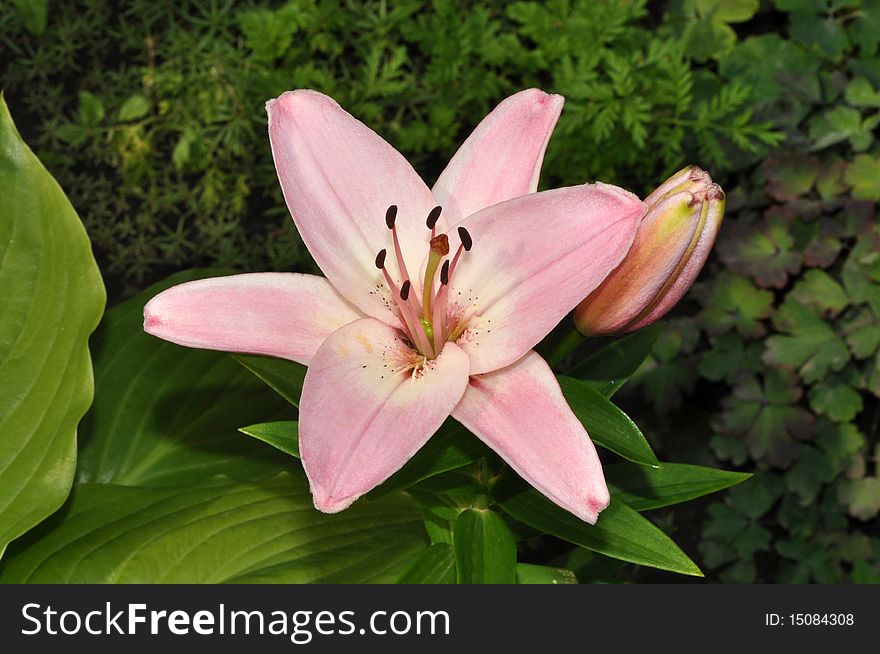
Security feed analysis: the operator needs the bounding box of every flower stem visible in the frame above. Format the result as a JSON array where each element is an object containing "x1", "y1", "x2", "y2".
[{"x1": 543, "y1": 325, "x2": 586, "y2": 369}]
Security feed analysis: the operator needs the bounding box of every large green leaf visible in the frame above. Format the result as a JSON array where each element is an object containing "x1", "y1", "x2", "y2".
[
  {"x1": 516, "y1": 563, "x2": 578, "y2": 585},
  {"x1": 0, "y1": 473, "x2": 427, "y2": 583},
  {"x1": 453, "y1": 508, "x2": 517, "y2": 584},
  {"x1": 0, "y1": 96, "x2": 105, "y2": 556},
  {"x1": 77, "y1": 271, "x2": 294, "y2": 487},
  {"x1": 606, "y1": 462, "x2": 752, "y2": 511},
  {"x1": 239, "y1": 418, "x2": 489, "y2": 497},
  {"x1": 570, "y1": 323, "x2": 664, "y2": 396},
  {"x1": 558, "y1": 376, "x2": 659, "y2": 466},
  {"x1": 235, "y1": 354, "x2": 307, "y2": 407},
  {"x1": 398, "y1": 543, "x2": 457, "y2": 583},
  {"x1": 493, "y1": 472, "x2": 702, "y2": 577}
]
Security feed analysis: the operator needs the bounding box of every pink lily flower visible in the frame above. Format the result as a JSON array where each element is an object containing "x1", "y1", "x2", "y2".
[{"x1": 143, "y1": 89, "x2": 645, "y2": 523}]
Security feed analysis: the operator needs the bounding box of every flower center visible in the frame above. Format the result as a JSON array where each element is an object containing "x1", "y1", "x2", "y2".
[{"x1": 374, "y1": 204, "x2": 473, "y2": 359}]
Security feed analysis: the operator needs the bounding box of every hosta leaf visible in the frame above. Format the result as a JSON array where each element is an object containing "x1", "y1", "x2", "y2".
[
  {"x1": 0, "y1": 473, "x2": 427, "y2": 583},
  {"x1": 398, "y1": 543, "x2": 456, "y2": 584},
  {"x1": 606, "y1": 462, "x2": 751, "y2": 510},
  {"x1": 453, "y1": 508, "x2": 517, "y2": 584},
  {"x1": 558, "y1": 376, "x2": 659, "y2": 466},
  {"x1": 78, "y1": 271, "x2": 294, "y2": 487},
  {"x1": 0, "y1": 97, "x2": 105, "y2": 556},
  {"x1": 569, "y1": 322, "x2": 664, "y2": 397},
  {"x1": 493, "y1": 472, "x2": 702, "y2": 577}
]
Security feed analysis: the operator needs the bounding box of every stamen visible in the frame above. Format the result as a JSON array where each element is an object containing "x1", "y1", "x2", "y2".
[
  {"x1": 375, "y1": 249, "x2": 387, "y2": 269},
  {"x1": 457, "y1": 226, "x2": 473, "y2": 251},
  {"x1": 440, "y1": 260, "x2": 450, "y2": 285},
  {"x1": 385, "y1": 205, "x2": 398, "y2": 229},
  {"x1": 400, "y1": 280, "x2": 411, "y2": 301}
]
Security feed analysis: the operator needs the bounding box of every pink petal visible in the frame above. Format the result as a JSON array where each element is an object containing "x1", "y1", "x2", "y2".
[
  {"x1": 143, "y1": 273, "x2": 361, "y2": 365},
  {"x1": 445, "y1": 183, "x2": 644, "y2": 374},
  {"x1": 299, "y1": 318, "x2": 470, "y2": 513},
  {"x1": 267, "y1": 90, "x2": 437, "y2": 324},
  {"x1": 452, "y1": 351, "x2": 609, "y2": 524},
  {"x1": 433, "y1": 89, "x2": 564, "y2": 226}
]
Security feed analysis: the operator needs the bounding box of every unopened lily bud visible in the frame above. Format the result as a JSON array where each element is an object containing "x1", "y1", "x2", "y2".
[{"x1": 574, "y1": 166, "x2": 725, "y2": 336}]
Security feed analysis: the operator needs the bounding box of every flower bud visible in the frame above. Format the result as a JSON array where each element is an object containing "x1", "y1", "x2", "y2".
[{"x1": 574, "y1": 166, "x2": 725, "y2": 336}]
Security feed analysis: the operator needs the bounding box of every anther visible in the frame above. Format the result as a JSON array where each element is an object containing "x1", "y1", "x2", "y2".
[
  {"x1": 426, "y1": 206, "x2": 442, "y2": 230},
  {"x1": 440, "y1": 260, "x2": 450, "y2": 285},
  {"x1": 458, "y1": 226, "x2": 473, "y2": 251},
  {"x1": 375, "y1": 249, "x2": 387, "y2": 269},
  {"x1": 400, "y1": 280, "x2": 411, "y2": 301},
  {"x1": 385, "y1": 205, "x2": 398, "y2": 229}
]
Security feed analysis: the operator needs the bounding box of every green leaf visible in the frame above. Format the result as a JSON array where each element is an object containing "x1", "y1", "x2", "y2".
[
  {"x1": 0, "y1": 97, "x2": 105, "y2": 556},
  {"x1": 398, "y1": 543, "x2": 456, "y2": 583},
  {"x1": 558, "y1": 376, "x2": 659, "y2": 466},
  {"x1": 235, "y1": 354, "x2": 307, "y2": 407},
  {"x1": 809, "y1": 378, "x2": 863, "y2": 423},
  {"x1": 845, "y1": 77, "x2": 880, "y2": 107},
  {"x1": 713, "y1": 370, "x2": 813, "y2": 468},
  {"x1": 570, "y1": 323, "x2": 664, "y2": 396},
  {"x1": 696, "y1": 272, "x2": 774, "y2": 337},
  {"x1": 493, "y1": 472, "x2": 702, "y2": 577},
  {"x1": 238, "y1": 421, "x2": 299, "y2": 458},
  {"x1": 0, "y1": 474, "x2": 427, "y2": 582},
  {"x1": 837, "y1": 477, "x2": 880, "y2": 521},
  {"x1": 77, "y1": 270, "x2": 294, "y2": 487},
  {"x1": 790, "y1": 269, "x2": 849, "y2": 318},
  {"x1": 844, "y1": 154, "x2": 880, "y2": 201},
  {"x1": 77, "y1": 90, "x2": 105, "y2": 127},
  {"x1": 13, "y1": 0, "x2": 48, "y2": 35},
  {"x1": 606, "y1": 462, "x2": 751, "y2": 511},
  {"x1": 516, "y1": 563, "x2": 578, "y2": 585},
  {"x1": 789, "y1": 11, "x2": 848, "y2": 61},
  {"x1": 118, "y1": 94, "x2": 151, "y2": 122},
  {"x1": 369, "y1": 420, "x2": 488, "y2": 497},
  {"x1": 764, "y1": 299, "x2": 850, "y2": 383},
  {"x1": 785, "y1": 446, "x2": 835, "y2": 504},
  {"x1": 453, "y1": 508, "x2": 517, "y2": 584}
]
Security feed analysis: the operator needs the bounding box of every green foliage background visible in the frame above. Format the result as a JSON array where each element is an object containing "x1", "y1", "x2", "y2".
[{"x1": 2, "y1": 0, "x2": 878, "y2": 582}]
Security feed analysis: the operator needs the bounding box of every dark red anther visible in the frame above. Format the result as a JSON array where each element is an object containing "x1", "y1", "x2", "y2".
[
  {"x1": 457, "y1": 226, "x2": 473, "y2": 251},
  {"x1": 440, "y1": 260, "x2": 450, "y2": 285},
  {"x1": 400, "y1": 280, "x2": 411, "y2": 301},
  {"x1": 375, "y1": 249, "x2": 387, "y2": 269},
  {"x1": 426, "y1": 206, "x2": 442, "y2": 230},
  {"x1": 385, "y1": 205, "x2": 398, "y2": 229}
]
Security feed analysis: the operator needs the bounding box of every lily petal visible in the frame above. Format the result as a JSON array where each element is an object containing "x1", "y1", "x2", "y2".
[
  {"x1": 433, "y1": 89, "x2": 564, "y2": 226},
  {"x1": 143, "y1": 273, "x2": 361, "y2": 365},
  {"x1": 267, "y1": 90, "x2": 438, "y2": 324},
  {"x1": 300, "y1": 318, "x2": 470, "y2": 513},
  {"x1": 446, "y1": 183, "x2": 644, "y2": 374},
  {"x1": 453, "y1": 351, "x2": 609, "y2": 524}
]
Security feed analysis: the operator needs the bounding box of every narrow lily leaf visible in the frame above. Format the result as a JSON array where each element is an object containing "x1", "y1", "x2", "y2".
[
  {"x1": 367, "y1": 420, "x2": 488, "y2": 497},
  {"x1": 453, "y1": 508, "x2": 518, "y2": 584},
  {"x1": 493, "y1": 472, "x2": 703, "y2": 577},
  {"x1": 607, "y1": 462, "x2": 752, "y2": 511},
  {"x1": 0, "y1": 474, "x2": 427, "y2": 583},
  {"x1": 558, "y1": 376, "x2": 659, "y2": 467},
  {"x1": 0, "y1": 96, "x2": 105, "y2": 556},
  {"x1": 77, "y1": 270, "x2": 294, "y2": 487},
  {"x1": 239, "y1": 421, "x2": 300, "y2": 458},
  {"x1": 234, "y1": 354, "x2": 307, "y2": 407},
  {"x1": 516, "y1": 563, "x2": 578, "y2": 585},
  {"x1": 570, "y1": 323, "x2": 664, "y2": 396},
  {"x1": 398, "y1": 543, "x2": 457, "y2": 583}
]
